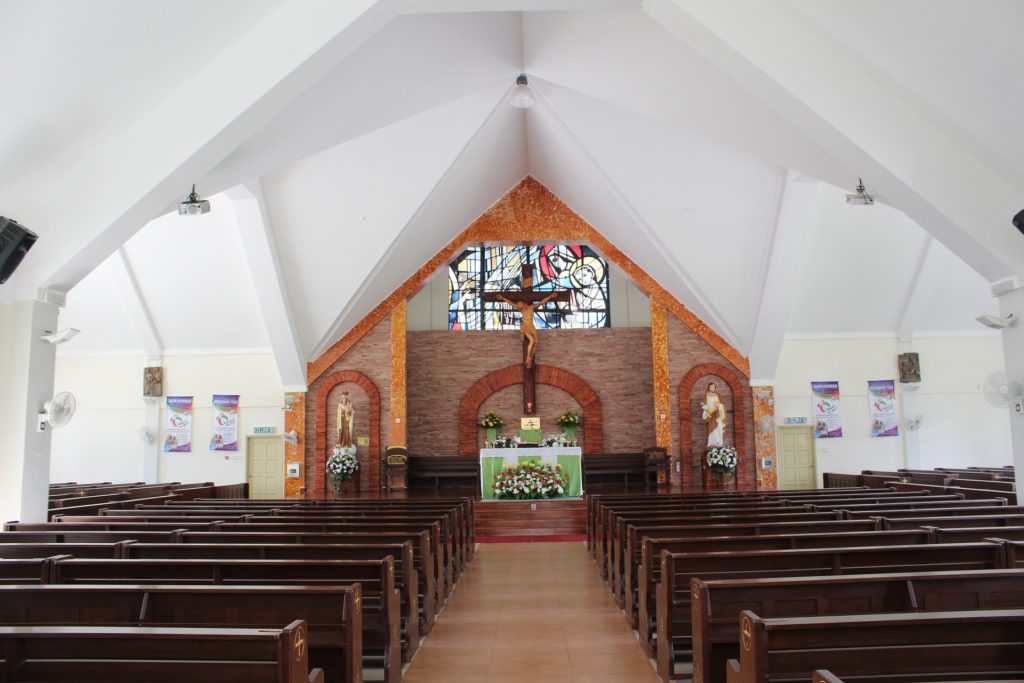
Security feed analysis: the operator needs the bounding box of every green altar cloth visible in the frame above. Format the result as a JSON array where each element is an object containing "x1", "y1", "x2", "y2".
[{"x1": 479, "y1": 447, "x2": 583, "y2": 499}]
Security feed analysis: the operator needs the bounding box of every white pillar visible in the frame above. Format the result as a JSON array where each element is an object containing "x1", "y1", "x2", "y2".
[
  {"x1": 996, "y1": 284, "x2": 1024, "y2": 495},
  {"x1": 0, "y1": 298, "x2": 60, "y2": 522},
  {"x1": 898, "y1": 338, "x2": 922, "y2": 470}
]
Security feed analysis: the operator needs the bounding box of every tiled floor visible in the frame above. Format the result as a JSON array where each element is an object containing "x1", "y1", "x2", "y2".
[{"x1": 403, "y1": 542, "x2": 659, "y2": 683}]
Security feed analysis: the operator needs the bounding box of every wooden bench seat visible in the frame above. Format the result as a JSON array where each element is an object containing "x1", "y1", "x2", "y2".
[
  {"x1": 0, "y1": 621, "x2": 322, "y2": 683},
  {"x1": 182, "y1": 528, "x2": 439, "y2": 622},
  {"x1": 48, "y1": 556, "x2": 404, "y2": 682},
  {"x1": 0, "y1": 542, "x2": 127, "y2": 559},
  {"x1": 406, "y1": 456, "x2": 479, "y2": 490},
  {"x1": 633, "y1": 529, "x2": 931, "y2": 649},
  {"x1": 582, "y1": 452, "x2": 650, "y2": 487},
  {"x1": 654, "y1": 541, "x2": 1008, "y2": 682},
  {"x1": 126, "y1": 541, "x2": 428, "y2": 637},
  {"x1": 0, "y1": 585, "x2": 359, "y2": 683},
  {"x1": 690, "y1": 568, "x2": 1024, "y2": 683},
  {"x1": 725, "y1": 609, "x2": 1024, "y2": 683}
]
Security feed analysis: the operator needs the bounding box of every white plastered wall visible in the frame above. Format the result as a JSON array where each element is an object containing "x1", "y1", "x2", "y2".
[
  {"x1": 50, "y1": 352, "x2": 284, "y2": 486},
  {"x1": 0, "y1": 302, "x2": 17, "y2": 490},
  {"x1": 774, "y1": 336, "x2": 1011, "y2": 484}
]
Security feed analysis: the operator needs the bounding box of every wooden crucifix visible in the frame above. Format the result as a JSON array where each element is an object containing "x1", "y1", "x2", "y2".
[{"x1": 482, "y1": 263, "x2": 570, "y2": 415}]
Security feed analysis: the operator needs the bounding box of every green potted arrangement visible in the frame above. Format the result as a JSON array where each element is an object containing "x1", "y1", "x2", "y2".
[
  {"x1": 479, "y1": 411, "x2": 504, "y2": 444},
  {"x1": 556, "y1": 411, "x2": 582, "y2": 440}
]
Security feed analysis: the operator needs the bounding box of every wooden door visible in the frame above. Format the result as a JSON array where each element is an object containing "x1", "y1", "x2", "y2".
[
  {"x1": 247, "y1": 436, "x2": 284, "y2": 499},
  {"x1": 778, "y1": 426, "x2": 816, "y2": 489}
]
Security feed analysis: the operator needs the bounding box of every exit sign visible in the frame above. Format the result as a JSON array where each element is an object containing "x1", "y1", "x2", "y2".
[{"x1": 253, "y1": 426, "x2": 276, "y2": 434}]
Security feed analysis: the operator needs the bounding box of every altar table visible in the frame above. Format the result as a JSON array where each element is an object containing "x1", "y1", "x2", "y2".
[{"x1": 479, "y1": 447, "x2": 583, "y2": 499}]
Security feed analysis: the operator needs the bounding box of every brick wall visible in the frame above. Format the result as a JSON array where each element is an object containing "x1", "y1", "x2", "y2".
[
  {"x1": 305, "y1": 315, "x2": 392, "y2": 494},
  {"x1": 407, "y1": 327, "x2": 655, "y2": 455}
]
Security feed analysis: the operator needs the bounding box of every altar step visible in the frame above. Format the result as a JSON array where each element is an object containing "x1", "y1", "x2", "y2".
[{"x1": 474, "y1": 499, "x2": 586, "y2": 537}]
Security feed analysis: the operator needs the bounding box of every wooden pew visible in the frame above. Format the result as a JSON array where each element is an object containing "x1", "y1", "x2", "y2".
[
  {"x1": 879, "y1": 513, "x2": 1024, "y2": 530},
  {"x1": 634, "y1": 528, "x2": 931, "y2": 650},
  {"x1": 406, "y1": 455, "x2": 479, "y2": 490},
  {"x1": 654, "y1": 541, "x2": 1007, "y2": 681},
  {"x1": 0, "y1": 621, "x2": 323, "y2": 683},
  {"x1": 48, "y1": 556, "x2": 403, "y2": 682},
  {"x1": 0, "y1": 558, "x2": 58, "y2": 584},
  {"x1": 0, "y1": 542, "x2": 128, "y2": 559},
  {"x1": 689, "y1": 568, "x2": 1024, "y2": 683},
  {"x1": 126, "y1": 541, "x2": 427, "y2": 637},
  {"x1": 183, "y1": 528, "x2": 440, "y2": 618},
  {"x1": 582, "y1": 452, "x2": 650, "y2": 487},
  {"x1": 0, "y1": 529, "x2": 188, "y2": 543},
  {"x1": 725, "y1": 609, "x2": 1024, "y2": 683},
  {"x1": 925, "y1": 526, "x2": 1024, "y2": 543},
  {"x1": 0, "y1": 585, "x2": 359, "y2": 683}
]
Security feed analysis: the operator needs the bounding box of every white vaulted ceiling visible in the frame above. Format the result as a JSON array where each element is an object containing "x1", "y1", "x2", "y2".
[{"x1": 4, "y1": 1, "x2": 1018, "y2": 383}]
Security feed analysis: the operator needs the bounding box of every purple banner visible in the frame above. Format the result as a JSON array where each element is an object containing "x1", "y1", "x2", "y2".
[
  {"x1": 210, "y1": 394, "x2": 239, "y2": 451},
  {"x1": 868, "y1": 380, "x2": 899, "y2": 437},
  {"x1": 811, "y1": 381, "x2": 843, "y2": 438},
  {"x1": 164, "y1": 396, "x2": 193, "y2": 452}
]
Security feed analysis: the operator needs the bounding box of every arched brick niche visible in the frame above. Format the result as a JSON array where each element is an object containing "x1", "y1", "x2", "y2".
[
  {"x1": 458, "y1": 364, "x2": 603, "y2": 456},
  {"x1": 314, "y1": 370, "x2": 381, "y2": 497},
  {"x1": 678, "y1": 363, "x2": 748, "y2": 488}
]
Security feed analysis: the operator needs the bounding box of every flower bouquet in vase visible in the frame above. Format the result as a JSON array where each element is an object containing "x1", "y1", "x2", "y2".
[
  {"x1": 556, "y1": 411, "x2": 581, "y2": 441},
  {"x1": 327, "y1": 445, "x2": 359, "y2": 497},
  {"x1": 479, "y1": 411, "x2": 504, "y2": 444},
  {"x1": 705, "y1": 445, "x2": 737, "y2": 489}
]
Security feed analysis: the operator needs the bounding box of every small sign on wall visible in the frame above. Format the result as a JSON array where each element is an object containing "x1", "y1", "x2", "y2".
[
  {"x1": 357, "y1": 436, "x2": 370, "y2": 447},
  {"x1": 783, "y1": 417, "x2": 808, "y2": 425},
  {"x1": 253, "y1": 426, "x2": 276, "y2": 434},
  {"x1": 287, "y1": 463, "x2": 301, "y2": 478}
]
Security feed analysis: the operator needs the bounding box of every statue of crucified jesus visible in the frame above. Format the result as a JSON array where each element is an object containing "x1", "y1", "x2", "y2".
[{"x1": 496, "y1": 291, "x2": 560, "y2": 367}]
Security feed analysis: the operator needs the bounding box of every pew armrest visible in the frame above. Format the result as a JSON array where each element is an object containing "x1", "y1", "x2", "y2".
[{"x1": 725, "y1": 657, "x2": 742, "y2": 683}]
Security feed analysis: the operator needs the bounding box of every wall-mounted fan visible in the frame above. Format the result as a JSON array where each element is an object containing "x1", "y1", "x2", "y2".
[
  {"x1": 138, "y1": 427, "x2": 155, "y2": 445},
  {"x1": 37, "y1": 391, "x2": 76, "y2": 431},
  {"x1": 905, "y1": 414, "x2": 924, "y2": 431},
  {"x1": 982, "y1": 371, "x2": 1024, "y2": 414},
  {"x1": 283, "y1": 430, "x2": 299, "y2": 445}
]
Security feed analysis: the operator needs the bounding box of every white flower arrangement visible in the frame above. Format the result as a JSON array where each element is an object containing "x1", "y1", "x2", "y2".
[
  {"x1": 542, "y1": 432, "x2": 570, "y2": 447},
  {"x1": 705, "y1": 445, "x2": 737, "y2": 473},
  {"x1": 491, "y1": 461, "x2": 568, "y2": 500},
  {"x1": 327, "y1": 445, "x2": 359, "y2": 483},
  {"x1": 493, "y1": 434, "x2": 517, "y2": 449}
]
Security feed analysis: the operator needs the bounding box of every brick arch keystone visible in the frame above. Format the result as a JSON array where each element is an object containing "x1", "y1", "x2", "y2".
[
  {"x1": 679, "y1": 363, "x2": 746, "y2": 488},
  {"x1": 315, "y1": 370, "x2": 381, "y2": 497},
  {"x1": 459, "y1": 364, "x2": 603, "y2": 456}
]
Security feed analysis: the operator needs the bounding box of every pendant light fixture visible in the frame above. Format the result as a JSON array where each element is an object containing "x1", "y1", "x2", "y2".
[{"x1": 509, "y1": 73, "x2": 536, "y2": 109}]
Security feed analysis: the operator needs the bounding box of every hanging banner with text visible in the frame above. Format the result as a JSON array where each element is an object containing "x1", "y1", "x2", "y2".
[
  {"x1": 210, "y1": 394, "x2": 239, "y2": 451},
  {"x1": 868, "y1": 379, "x2": 899, "y2": 437},
  {"x1": 164, "y1": 396, "x2": 193, "y2": 452},
  {"x1": 811, "y1": 381, "x2": 843, "y2": 438}
]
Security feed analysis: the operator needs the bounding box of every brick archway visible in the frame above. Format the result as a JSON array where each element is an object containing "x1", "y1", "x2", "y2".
[
  {"x1": 315, "y1": 370, "x2": 381, "y2": 497},
  {"x1": 459, "y1": 365, "x2": 603, "y2": 456},
  {"x1": 679, "y1": 363, "x2": 747, "y2": 487}
]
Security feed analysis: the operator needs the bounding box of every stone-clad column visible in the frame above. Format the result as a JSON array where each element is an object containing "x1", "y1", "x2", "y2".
[
  {"x1": 284, "y1": 391, "x2": 306, "y2": 498},
  {"x1": 651, "y1": 301, "x2": 673, "y2": 483},
  {"x1": 390, "y1": 301, "x2": 408, "y2": 449},
  {"x1": 751, "y1": 385, "x2": 777, "y2": 489}
]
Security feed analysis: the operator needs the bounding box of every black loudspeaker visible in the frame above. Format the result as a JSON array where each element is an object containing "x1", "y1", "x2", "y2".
[
  {"x1": 1014, "y1": 209, "x2": 1024, "y2": 235},
  {"x1": 0, "y1": 217, "x2": 38, "y2": 285}
]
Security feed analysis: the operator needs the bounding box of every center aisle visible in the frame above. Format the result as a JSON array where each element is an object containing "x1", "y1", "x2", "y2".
[{"x1": 403, "y1": 541, "x2": 659, "y2": 683}]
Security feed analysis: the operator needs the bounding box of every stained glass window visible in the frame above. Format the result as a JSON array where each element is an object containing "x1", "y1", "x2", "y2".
[{"x1": 448, "y1": 245, "x2": 610, "y2": 331}]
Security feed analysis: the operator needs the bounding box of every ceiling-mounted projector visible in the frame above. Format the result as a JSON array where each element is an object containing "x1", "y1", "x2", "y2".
[
  {"x1": 976, "y1": 313, "x2": 1017, "y2": 330},
  {"x1": 178, "y1": 184, "x2": 210, "y2": 216},
  {"x1": 845, "y1": 178, "x2": 874, "y2": 206}
]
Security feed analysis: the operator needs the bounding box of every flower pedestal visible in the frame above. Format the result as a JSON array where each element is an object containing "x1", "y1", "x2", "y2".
[
  {"x1": 485, "y1": 427, "x2": 497, "y2": 445},
  {"x1": 328, "y1": 477, "x2": 351, "y2": 498},
  {"x1": 705, "y1": 469, "x2": 736, "y2": 491},
  {"x1": 564, "y1": 425, "x2": 576, "y2": 441}
]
